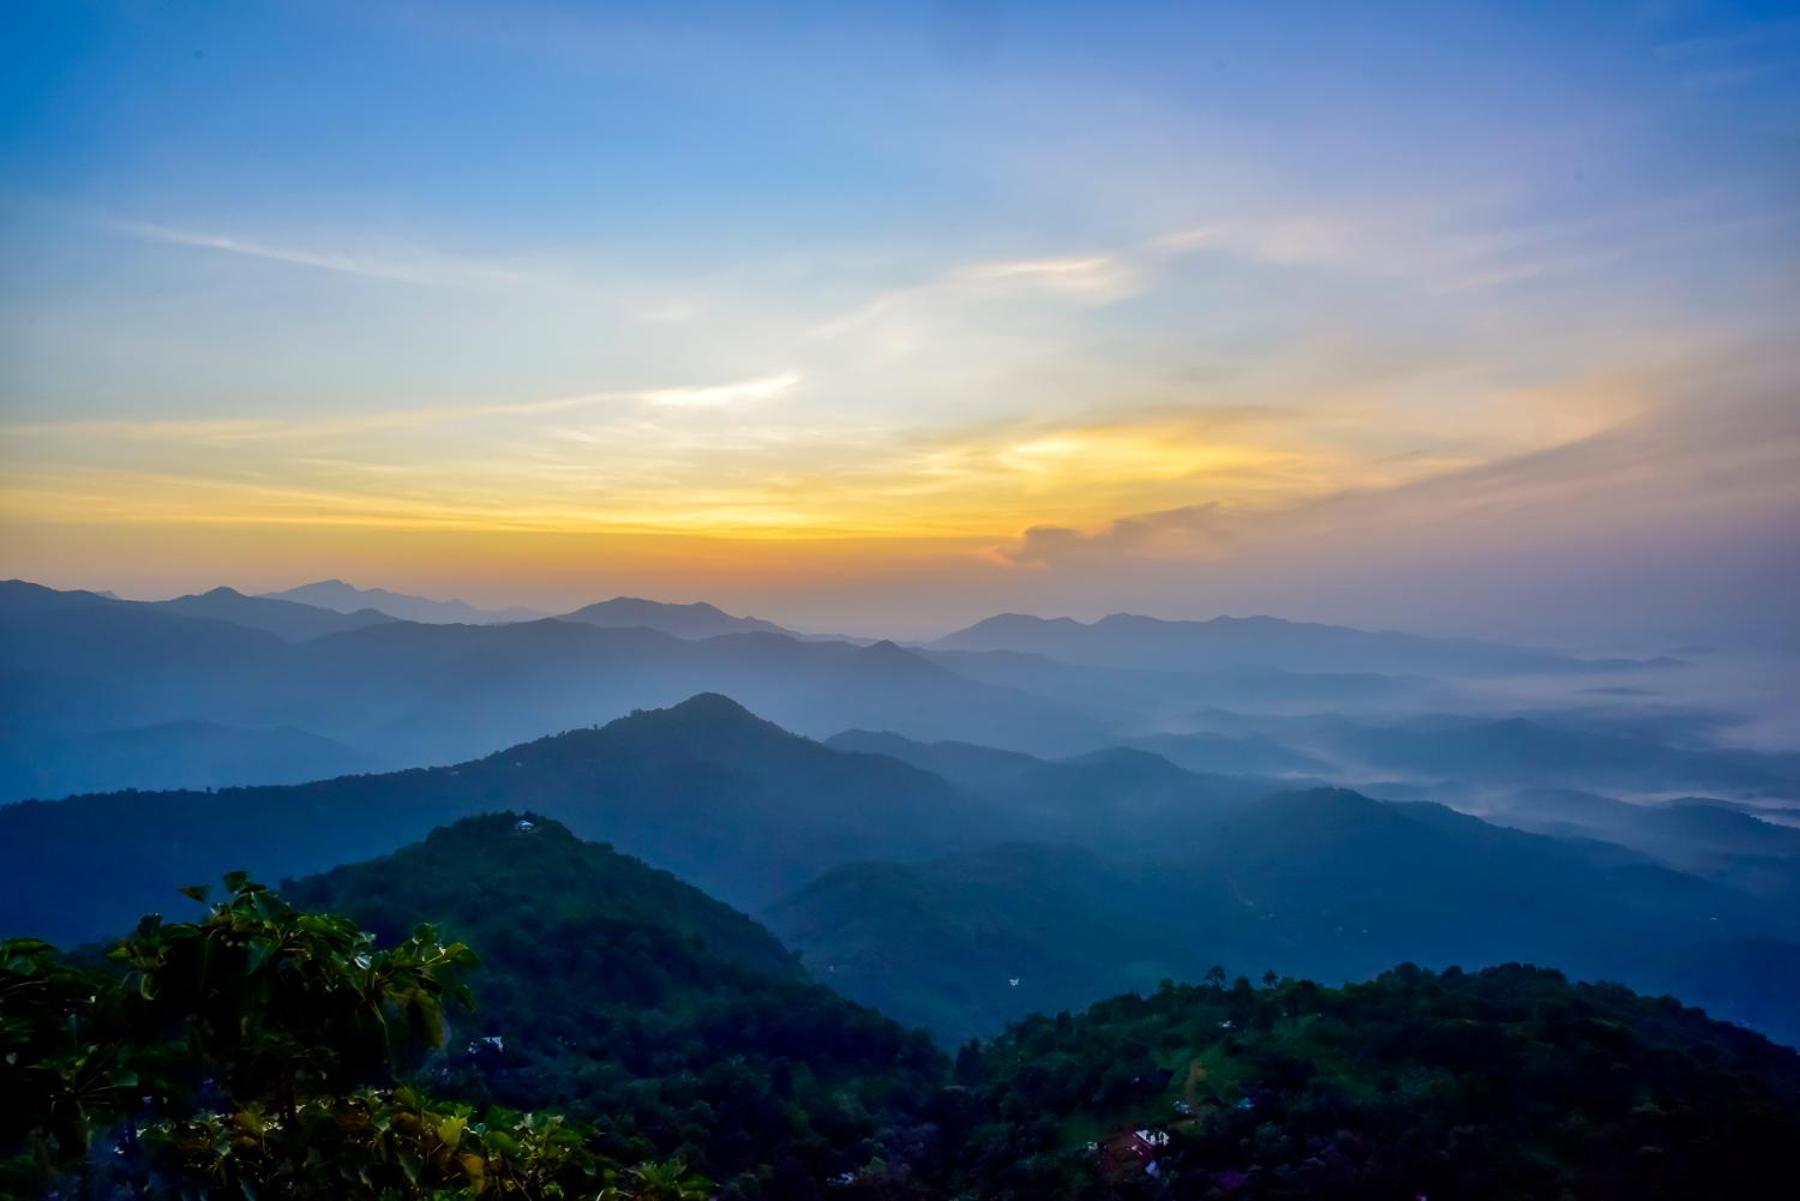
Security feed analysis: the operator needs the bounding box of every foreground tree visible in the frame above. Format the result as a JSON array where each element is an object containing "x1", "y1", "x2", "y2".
[{"x1": 0, "y1": 876, "x2": 706, "y2": 1200}]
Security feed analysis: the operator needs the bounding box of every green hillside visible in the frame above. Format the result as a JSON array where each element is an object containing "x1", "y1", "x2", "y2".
[
  {"x1": 10, "y1": 816, "x2": 1800, "y2": 1200},
  {"x1": 283, "y1": 813, "x2": 944, "y2": 1200},
  {"x1": 955, "y1": 963, "x2": 1800, "y2": 1200}
]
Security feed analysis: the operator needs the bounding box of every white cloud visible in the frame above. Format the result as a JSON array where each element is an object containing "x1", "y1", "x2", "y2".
[{"x1": 640, "y1": 371, "x2": 802, "y2": 408}]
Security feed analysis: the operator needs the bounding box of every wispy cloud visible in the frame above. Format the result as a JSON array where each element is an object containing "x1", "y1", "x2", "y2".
[
  {"x1": 808, "y1": 251, "x2": 1143, "y2": 340},
  {"x1": 991, "y1": 380, "x2": 1800, "y2": 570},
  {"x1": 2, "y1": 371, "x2": 804, "y2": 444},
  {"x1": 104, "y1": 219, "x2": 526, "y2": 287}
]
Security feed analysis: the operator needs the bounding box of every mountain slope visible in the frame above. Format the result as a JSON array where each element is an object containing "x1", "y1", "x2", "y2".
[
  {"x1": 0, "y1": 694, "x2": 988, "y2": 944},
  {"x1": 0, "y1": 585, "x2": 289, "y2": 738},
  {"x1": 768, "y1": 788, "x2": 1800, "y2": 1045},
  {"x1": 826, "y1": 729, "x2": 1275, "y2": 845},
  {"x1": 0, "y1": 720, "x2": 375, "y2": 802},
  {"x1": 463, "y1": 692, "x2": 991, "y2": 906},
  {"x1": 933, "y1": 611, "x2": 1663, "y2": 676},
  {"x1": 0, "y1": 578, "x2": 118, "y2": 614},
  {"x1": 280, "y1": 813, "x2": 944, "y2": 1197}
]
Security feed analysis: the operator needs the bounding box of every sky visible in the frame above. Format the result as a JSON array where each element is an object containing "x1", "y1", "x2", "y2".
[{"x1": 1, "y1": 0, "x2": 1796, "y2": 646}]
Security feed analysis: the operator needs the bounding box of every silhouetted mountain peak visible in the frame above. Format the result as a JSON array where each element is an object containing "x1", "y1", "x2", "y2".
[
  {"x1": 955, "y1": 612, "x2": 1086, "y2": 634},
  {"x1": 530, "y1": 691, "x2": 809, "y2": 761},
  {"x1": 660, "y1": 690, "x2": 764, "y2": 723},
  {"x1": 263, "y1": 578, "x2": 545, "y2": 625},
  {"x1": 286, "y1": 808, "x2": 811, "y2": 991},
  {"x1": 0, "y1": 579, "x2": 119, "y2": 613},
  {"x1": 853, "y1": 639, "x2": 947, "y2": 677},
  {"x1": 559, "y1": 596, "x2": 793, "y2": 639},
  {"x1": 588, "y1": 595, "x2": 727, "y2": 617}
]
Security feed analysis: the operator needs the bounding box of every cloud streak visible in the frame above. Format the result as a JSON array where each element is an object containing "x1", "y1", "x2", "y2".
[
  {"x1": 104, "y1": 219, "x2": 526, "y2": 287},
  {"x1": 2, "y1": 372, "x2": 804, "y2": 445},
  {"x1": 991, "y1": 379, "x2": 1800, "y2": 571}
]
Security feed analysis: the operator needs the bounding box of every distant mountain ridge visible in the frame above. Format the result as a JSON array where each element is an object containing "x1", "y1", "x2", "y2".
[
  {"x1": 556, "y1": 595, "x2": 797, "y2": 639},
  {"x1": 264, "y1": 578, "x2": 547, "y2": 624},
  {"x1": 0, "y1": 578, "x2": 393, "y2": 642},
  {"x1": 934, "y1": 610, "x2": 1676, "y2": 675},
  {"x1": 0, "y1": 581, "x2": 1109, "y2": 798},
  {"x1": 155, "y1": 585, "x2": 396, "y2": 641}
]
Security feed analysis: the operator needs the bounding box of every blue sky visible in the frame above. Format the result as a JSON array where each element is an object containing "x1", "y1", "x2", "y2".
[{"x1": 1, "y1": 1, "x2": 1796, "y2": 644}]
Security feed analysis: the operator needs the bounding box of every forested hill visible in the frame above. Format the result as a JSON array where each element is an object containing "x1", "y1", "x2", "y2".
[
  {"x1": 10, "y1": 814, "x2": 1800, "y2": 1199},
  {"x1": 281, "y1": 813, "x2": 946, "y2": 1199},
  {"x1": 767, "y1": 787, "x2": 1800, "y2": 1046},
  {"x1": 256, "y1": 814, "x2": 1800, "y2": 1201},
  {"x1": 283, "y1": 810, "x2": 804, "y2": 982},
  {"x1": 954, "y1": 963, "x2": 1800, "y2": 1200}
]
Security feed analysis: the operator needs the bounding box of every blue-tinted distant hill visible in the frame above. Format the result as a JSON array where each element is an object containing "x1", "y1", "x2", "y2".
[
  {"x1": 0, "y1": 694, "x2": 1001, "y2": 945},
  {"x1": 0, "y1": 720, "x2": 375, "y2": 799},
  {"x1": 153, "y1": 584, "x2": 396, "y2": 640},
  {"x1": 934, "y1": 611, "x2": 1676, "y2": 676},
  {"x1": 768, "y1": 787, "x2": 1800, "y2": 1046},
  {"x1": 264, "y1": 577, "x2": 547, "y2": 624},
  {"x1": 923, "y1": 645, "x2": 1435, "y2": 727},
  {"x1": 1491, "y1": 789, "x2": 1800, "y2": 913},
  {"x1": 826, "y1": 729, "x2": 1277, "y2": 837},
  {"x1": 557, "y1": 595, "x2": 797, "y2": 639},
  {"x1": 0, "y1": 582, "x2": 1110, "y2": 794},
  {"x1": 0, "y1": 578, "x2": 392, "y2": 641}
]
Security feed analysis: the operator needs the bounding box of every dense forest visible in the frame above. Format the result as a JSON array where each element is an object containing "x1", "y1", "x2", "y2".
[
  {"x1": 954, "y1": 965, "x2": 1800, "y2": 1199},
  {"x1": 0, "y1": 875, "x2": 709, "y2": 1200},
  {"x1": 9, "y1": 815, "x2": 1800, "y2": 1200}
]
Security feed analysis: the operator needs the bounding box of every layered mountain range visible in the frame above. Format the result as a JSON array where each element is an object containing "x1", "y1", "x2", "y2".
[{"x1": 5, "y1": 690, "x2": 1797, "y2": 1048}]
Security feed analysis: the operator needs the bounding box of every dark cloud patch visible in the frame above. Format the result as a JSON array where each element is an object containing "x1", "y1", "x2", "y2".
[{"x1": 998, "y1": 502, "x2": 1231, "y2": 566}]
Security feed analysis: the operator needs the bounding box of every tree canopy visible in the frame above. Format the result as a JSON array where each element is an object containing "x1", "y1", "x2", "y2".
[{"x1": 0, "y1": 876, "x2": 705, "y2": 1200}]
